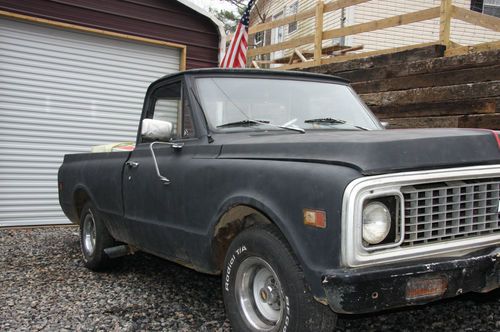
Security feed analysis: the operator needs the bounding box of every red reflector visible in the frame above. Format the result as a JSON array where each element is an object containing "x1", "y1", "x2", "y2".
[
  {"x1": 406, "y1": 276, "x2": 447, "y2": 301},
  {"x1": 303, "y1": 209, "x2": 326, "y2": 229}
]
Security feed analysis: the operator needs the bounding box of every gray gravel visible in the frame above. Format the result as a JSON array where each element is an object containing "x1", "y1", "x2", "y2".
[{"x1": 0, "y1": 226, "x2": 498, "y2": 332}]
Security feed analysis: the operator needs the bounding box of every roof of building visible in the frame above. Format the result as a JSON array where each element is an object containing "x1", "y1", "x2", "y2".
[{"x1": 176, "y1": 0, "x2": 226, "y2": 62}]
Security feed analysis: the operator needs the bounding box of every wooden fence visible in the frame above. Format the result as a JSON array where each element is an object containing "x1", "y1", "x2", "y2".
[{"x1": 247, "y1": 0, "x2": 500, "y2": 70}]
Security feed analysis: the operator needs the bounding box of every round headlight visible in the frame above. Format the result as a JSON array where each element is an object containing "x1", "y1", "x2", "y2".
[{"x1": 362, "y1": 201, "x2": 391, "y2": 245}]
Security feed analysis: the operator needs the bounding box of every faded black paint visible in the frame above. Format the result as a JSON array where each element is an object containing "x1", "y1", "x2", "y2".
[
  {"x1": 58, "y1": 69, "x2": 500, "y2": 309},
  {"x1": 323, "y1": 247, "x2": 500, "y2": 314}
]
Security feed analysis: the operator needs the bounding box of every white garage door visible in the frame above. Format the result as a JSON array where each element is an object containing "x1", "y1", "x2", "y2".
[{"x1": 0, "y1": 17, "x2": 181, "y2": 227}]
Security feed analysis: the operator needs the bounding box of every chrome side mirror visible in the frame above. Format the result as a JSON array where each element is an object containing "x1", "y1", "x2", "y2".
[
  {"x1": 141, "y1": 119, "x2": 173, "y2": 142},
  {"x1": 381, "y1": 121, "x2": 389, "y2": 129}
]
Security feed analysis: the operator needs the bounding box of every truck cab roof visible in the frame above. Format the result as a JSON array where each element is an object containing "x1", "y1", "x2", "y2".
[{"x1": 149, "y1": 68, "x2": 350, "y2": 87}]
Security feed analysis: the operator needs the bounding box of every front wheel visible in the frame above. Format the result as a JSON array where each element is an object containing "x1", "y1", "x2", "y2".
[{"x1": 222, "y1": 225, "x2": 337, "y2": 332}]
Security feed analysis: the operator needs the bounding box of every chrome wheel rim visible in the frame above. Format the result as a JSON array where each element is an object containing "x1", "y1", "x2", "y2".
[
  {"x1": 235, "y1": 257, "x2": 284, "y2": 331},
  {"x1": 82, "y1": 212, "x2": 96, "y2": 255}
]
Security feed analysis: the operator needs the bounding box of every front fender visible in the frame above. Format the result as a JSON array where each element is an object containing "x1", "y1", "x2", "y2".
[{"x1": 205, "y1": 160, "x2": 363, "y2": 298}]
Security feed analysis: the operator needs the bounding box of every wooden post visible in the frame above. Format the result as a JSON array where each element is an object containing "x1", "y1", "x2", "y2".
[
  {"x1": 314, "y1": 0, "x2": 324, "y2": 65},
  {"x1": 295, "y1": 49, "x2": 308, "y2": 62},
  {"x1": 439, "y1": 0, "x2": 453, "y2": 48}
]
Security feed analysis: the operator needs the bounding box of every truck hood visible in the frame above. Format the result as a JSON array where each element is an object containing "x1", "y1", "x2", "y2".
[{"x1": 216, "y1": 128, "x2": 500, "y2": 175}]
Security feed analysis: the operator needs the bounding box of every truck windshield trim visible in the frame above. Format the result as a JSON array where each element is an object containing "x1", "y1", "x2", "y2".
[{"x1": 194, "y1": 76, "x2": 382, "y2": 133}]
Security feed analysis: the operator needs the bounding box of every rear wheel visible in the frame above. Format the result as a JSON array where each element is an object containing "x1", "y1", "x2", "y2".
[
  {"x1": 222, "y1": 225, "x2": 337, "y2": 332},
  {"x1": 79, "y1": 202, "x2": 115, "y2": 270}
]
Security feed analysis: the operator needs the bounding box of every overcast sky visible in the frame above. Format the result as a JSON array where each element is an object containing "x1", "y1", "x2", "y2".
[{"x1": 187, "y1": 0, "x2": 236, "y2": 11}]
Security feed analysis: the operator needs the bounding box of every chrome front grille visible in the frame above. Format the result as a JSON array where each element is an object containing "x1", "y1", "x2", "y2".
[{"x1": 401, "y1": 179, "x2": 500, "y2": 247}]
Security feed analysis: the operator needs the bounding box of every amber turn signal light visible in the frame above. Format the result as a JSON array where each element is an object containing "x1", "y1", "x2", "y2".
[
  {"x1": 406, "y1": 276, "x2": 447, "y2": 301},
  {"x1": 303, "y1": 209, "x2": 326, "y2": 229}
]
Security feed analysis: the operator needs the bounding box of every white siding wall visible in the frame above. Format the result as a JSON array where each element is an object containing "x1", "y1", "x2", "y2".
[
  {"x1": 251, "y1": 0, "x2": 500, "y2": 55},
  {"x1": 253, "y1": 0, "x2": 345, "y2": 56},
  {"x1": 351, "y1": 0, "x2": 500, "y2": 51},
  {"x1": 451, "y1": 0, "x2": 500, "y2": 44},
  {"x1": 0, "y1": 17, "x2": 180, "y2": 227}
]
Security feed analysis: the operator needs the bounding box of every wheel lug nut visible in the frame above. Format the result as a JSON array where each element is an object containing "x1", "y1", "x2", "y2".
[{"x1": 260, "y1": 289, "x2": 268, "y2": 301}]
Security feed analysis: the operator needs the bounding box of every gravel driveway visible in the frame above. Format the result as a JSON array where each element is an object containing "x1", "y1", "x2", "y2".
[{"x1": 1, "y1": 226, "x2": 498, "y2": 331}]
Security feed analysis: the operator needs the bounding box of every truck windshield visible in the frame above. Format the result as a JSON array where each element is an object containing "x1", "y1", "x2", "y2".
[{"x1": 195, "y1": 77, "x2": 382, "y2": 132}]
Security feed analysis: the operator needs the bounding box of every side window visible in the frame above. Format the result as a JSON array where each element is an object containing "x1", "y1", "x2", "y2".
[
  {"x1": 147, "y1": 81, "x2": 195, "y2": 141},
  {"x1": 182, "y1": 91, "x2": 195, "y2": 138},
  {"x1": 152, "y1": 82, "x2": 181, "y2": 136}
]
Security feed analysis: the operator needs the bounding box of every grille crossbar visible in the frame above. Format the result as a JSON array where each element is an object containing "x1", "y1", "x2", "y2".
[{"x1": 401, "y1": 179, "x2": 500, "y2": 247}]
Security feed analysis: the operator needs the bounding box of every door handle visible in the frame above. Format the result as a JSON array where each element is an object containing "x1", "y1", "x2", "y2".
[
  {"x1": 125, "y1": 161, "x2": 139, "y2": 168},
  {"x1": 171, "y1": 142, "x2": 184, "y2": 150}
]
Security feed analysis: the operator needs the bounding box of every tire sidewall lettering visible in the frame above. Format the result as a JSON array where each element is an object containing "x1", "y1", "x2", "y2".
[
  {"x1": 283, "y1": 295, "x2": 291, "y2": 332},
  {"x1": 223, "y1": 242, "x2": 293, "y2": 331},
  {"x1": 224, "y1": 245, "x2": 246, "y2": 292}
]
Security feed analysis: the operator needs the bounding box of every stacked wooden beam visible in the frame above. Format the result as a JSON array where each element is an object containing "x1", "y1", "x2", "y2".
[{"x1": 303, "y1": 45, "x2": 500, "y2": 129}]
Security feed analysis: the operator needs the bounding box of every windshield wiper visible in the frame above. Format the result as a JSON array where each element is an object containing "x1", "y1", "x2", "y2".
[
  {"x1": 217, "y1": 119, "x2": 269, "y2": 128},
  {"x1": 218, "y1": 119, "x2": 305, "y2": 133},
  {"x1": 304, "y1": 117, "x2": 369, "y2": 131}
]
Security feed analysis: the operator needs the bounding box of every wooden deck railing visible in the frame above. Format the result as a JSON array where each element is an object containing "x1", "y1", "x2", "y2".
[{"x1": 247, "y1": 0, "x2": 500, "y2": 70}]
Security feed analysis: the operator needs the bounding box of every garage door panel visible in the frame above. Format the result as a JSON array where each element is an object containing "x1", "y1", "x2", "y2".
[
  {"x1": 0, "y1": 155, "x2": 62, "y2": 164},
  {"x1": 0, "y1": 81, "x2": 145, "y2": 102},
  {"x1": 0, "y1": 143, "x2": 93, "y2": 154},
  {"x1": 0, "y1": 24, "x2": 180, "y2": 69},
  {"x1": 0, "y1": 211, "x2": 68, "y2": 219},
  {"x1": 0, "y1": 55, "x2": 161, "y2": 83},
  {"x1": 0, "y1": 115, "x2": 138, "y2": 132},
  {"x1": 0, "y1": 200, "x2": 61, "y2": 209},
  {"x1": 0, "y1": 37, "x2": 180, "y2": 67},
  {"x1": 0, "y1": 98, "x2": 143, "y2": 118},
  {"x1": 0, "y1": 161, "x2": 61, "y2": 169},
  {"x1": 0, "y1": 172, "x2": 57, "y2": 180},
  {"x1": 0, "y1": 182, "x2": 59, "y2": 190},
  {"x1": 0, "y1": 89, "x2": 144, "y2": 109},
  {"x1": 0, "y1": 193, "x2": 57, "y2": 200},
  {"x1": 3, "y1": 131, "x2": 133, "y2": 143},
  {"x1": 0, "y1": 23, "x2": 181, "y2": 63},
  {"x1": 0, "y1": 124, "x2": 136, "y2": 140},
  {"x1": 1, "y1": 137, "x2": 132, "y2": 149},
  {"x1": 1, "y1": 62, "x2": 155, "y2": 89},
  {"x1": 1, "y1": 71, "x2": 147, "y2": 95},
  {"x1": 0, "y1": 109, "x2": 139, "y2": 126},
  {"x1": 0, "y1": 45, "x2": 175, "y2": 76},
  {"x1": 0, "y1": 17, "x2": 180, "y2": 227}
]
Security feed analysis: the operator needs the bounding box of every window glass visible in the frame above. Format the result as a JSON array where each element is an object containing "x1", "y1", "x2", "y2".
[
  {"x1": 195, "y1": 77, "x2": 380, "y2": 132},
  {"x1": 147, "y1": 81, "x2": 195, "y2": 141},
  {"x1": 470, "y1": 0, "x2": 483, "y2": 12},
  {"x1": 152, "y1": 82, "x2": 181, "y2": 135},
  {"x1": 182, "y1": 92, "x2": 195, "y2": 138},
  {"x1": 288, "y1": 2, "x2": 299, "y2": 33},
  {"x1": 254, "y1": 31, "x2": 264, "y2": 46},
  {"x1": 484, "y1": 0, "x2": 500, "y2": 17}
]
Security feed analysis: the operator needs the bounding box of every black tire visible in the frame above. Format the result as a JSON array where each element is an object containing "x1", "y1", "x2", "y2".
[
  {"x1": 79, "y1": 202, "x2": 115, "y2": 270},
  {"x1": 222, "y1": 225, "x2": 337, "y2": 332}
]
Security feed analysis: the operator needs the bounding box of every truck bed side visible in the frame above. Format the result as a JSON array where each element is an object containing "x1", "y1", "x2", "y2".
[{"x1": 58, "y1": 151, "x2": 130, "y2": 224}]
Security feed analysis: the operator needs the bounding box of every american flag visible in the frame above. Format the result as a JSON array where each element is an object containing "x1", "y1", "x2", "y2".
[{"x1": 220, "y1": 0, "x2": 255, "y2": 68}]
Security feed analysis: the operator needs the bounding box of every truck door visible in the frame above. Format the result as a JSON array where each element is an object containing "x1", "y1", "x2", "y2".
[{"x1": 122, "y1": 79, "x2": 198, "y2": 260}]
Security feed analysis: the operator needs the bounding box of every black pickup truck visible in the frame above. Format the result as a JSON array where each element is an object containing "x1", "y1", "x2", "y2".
[{"x1": 58, "y1": 69, "x2": 499, "y2": 332}]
